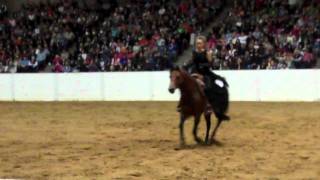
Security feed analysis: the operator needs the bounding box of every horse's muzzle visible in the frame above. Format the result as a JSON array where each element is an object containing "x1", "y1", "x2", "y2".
[{"x1": 168, "y1": 88, "x2": 175, "y2": 94}]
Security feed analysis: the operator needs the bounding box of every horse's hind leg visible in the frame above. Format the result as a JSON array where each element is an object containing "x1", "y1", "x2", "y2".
[
  {"x1": 193, "y1": 115, "x2": 203, "y2": 144},
  {"x1": 204, "y1": 114, "x2": 211, "y2": 145},
  {"x1": 179, "y1": 114, "x2": 186, "y2": 146},
  {"x1": 210, "y1": 119, "x2": 222, "y2": 144}
]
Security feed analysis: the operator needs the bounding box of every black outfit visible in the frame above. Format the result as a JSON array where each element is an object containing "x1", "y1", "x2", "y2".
[
  {"x1": 187, "y1": 50, "x2": 230, "y2": 120},
  {"x1": 191, "y1": 50, "x2": 210, "y2": 75}
]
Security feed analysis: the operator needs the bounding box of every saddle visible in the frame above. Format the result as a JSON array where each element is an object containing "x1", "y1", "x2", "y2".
[
  {"x1": 191, "y1": 74, "x2": 205, "y2": 88},
  {"x1": 191, "y1": 73, "x2": 227, "y2": 92}
]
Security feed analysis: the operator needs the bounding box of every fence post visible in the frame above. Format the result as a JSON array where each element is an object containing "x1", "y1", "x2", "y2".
[{"x1": 10, "y1": 73, "x2": 15, "y2": 101}]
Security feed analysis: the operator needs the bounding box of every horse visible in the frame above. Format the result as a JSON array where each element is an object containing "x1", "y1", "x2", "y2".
[{"x1": 168, "y1": 67, "x2": 229, "y2": 146}]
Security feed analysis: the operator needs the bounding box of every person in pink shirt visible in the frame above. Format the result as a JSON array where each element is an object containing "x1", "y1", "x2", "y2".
[
  {"x1": 302, "y1": 49, "x2": 314, "y2": 68},
  {"x1": 52, "y1": 54, "x2": 63, "y2": 66},
  {"x1": 207, "y1": 34, "x2": 217, "y2": 49},
  {"x1": 53, "y1": 62, "x2": 64, "y2": 73},
  {"x1": 111, "y1": 52, "x2": 121, "y2": 71}
]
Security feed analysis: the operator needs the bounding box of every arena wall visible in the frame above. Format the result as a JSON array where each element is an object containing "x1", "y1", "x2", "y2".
[{"x1": 0, "y1": 70, "x2": 320, "y2": 102}]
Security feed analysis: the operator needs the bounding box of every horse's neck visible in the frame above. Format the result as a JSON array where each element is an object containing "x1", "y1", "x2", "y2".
[{"x1": 180, "y1": 74, "x2": 200, "y2": 98}]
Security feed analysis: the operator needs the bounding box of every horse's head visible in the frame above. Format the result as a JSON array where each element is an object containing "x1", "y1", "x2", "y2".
[{"x1": 169, "y1": 66, "x2": 184, "y2": 94}]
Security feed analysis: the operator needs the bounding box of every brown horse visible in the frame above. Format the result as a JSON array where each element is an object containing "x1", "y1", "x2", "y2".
[{"x1": 169, "y1": 67, "x2": 223, "y2": 146}]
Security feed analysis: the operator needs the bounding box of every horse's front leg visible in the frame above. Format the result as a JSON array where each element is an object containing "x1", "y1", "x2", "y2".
[
  {"x1": 179, "y1": 113, "x2": 186, "y2": 146},
  {"x1": 176, "y1": 100, "x2": 182, "y2": 112},
  {"x1": 193, "y1": 115, "x2": 203, "y2": 144}
]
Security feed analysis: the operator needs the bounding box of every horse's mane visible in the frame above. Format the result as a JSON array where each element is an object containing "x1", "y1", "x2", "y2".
[
  {"x1": 179, "y1": 69, "x2": 195, "y2": 82},
  {"x1": 179, "y1": 69, "x2": 189, "y2": 77},
  {"x1": 179, "y1": 69, "x2": 204, "y2": 94}
]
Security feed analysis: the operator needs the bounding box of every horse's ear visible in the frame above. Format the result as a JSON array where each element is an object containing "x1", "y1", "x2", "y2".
[{"x1": 170, "y1": 65, "x2": 180, "y2": 72}]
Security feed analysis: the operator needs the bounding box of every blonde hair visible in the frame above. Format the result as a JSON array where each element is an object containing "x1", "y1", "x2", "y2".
[{"x1": 196, "y1": 35, "x2": 207, "y2": 43}]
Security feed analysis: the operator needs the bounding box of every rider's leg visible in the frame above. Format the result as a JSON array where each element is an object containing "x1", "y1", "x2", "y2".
[{"x1": 192, "y1": 74, "x2": 213, "y2": 115}]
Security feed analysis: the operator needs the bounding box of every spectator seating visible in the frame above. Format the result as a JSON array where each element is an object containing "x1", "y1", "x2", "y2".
[{"x1": 0, "y1": 0, "x2": 223, "y2": 73}]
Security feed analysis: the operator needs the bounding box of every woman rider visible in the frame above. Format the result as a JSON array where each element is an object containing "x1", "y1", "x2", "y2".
[{"x1": 185, "y1": 35, "x2": 229, "y2": 119}]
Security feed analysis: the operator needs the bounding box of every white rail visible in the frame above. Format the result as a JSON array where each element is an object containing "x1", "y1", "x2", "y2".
[{"x1": 0, "y1": 70, "x2": 319, "y2": 102}]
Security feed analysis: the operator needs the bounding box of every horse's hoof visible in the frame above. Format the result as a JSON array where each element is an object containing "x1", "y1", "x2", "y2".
[
  {"x1": 210, "y1": 139, "x2": 223, "y2": 146},
  {"x1": 174, "y1": 143, "x2": 186, "y2": 150},
  {"x1": 195, "y1": 138, "x2": 204, "y2": 145},
  {"x1": 209, "y1": 139, "x2": 216, "y2": 145},
  {"x1": 180, "y1": 141, "x2": 186, "y2": 146},
  {"x1": 205, "y1": 140, "x2": 211, "y2": 146}
]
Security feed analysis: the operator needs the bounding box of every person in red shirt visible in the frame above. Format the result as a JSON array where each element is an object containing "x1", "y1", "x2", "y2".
[
  {"x1": 255, "y1": 0, "x2": 265, "y2": 11},
  {"x1": 179, "y1": 2, "x2": 189, "y2": 15},
  {"x1": 291, "y1": 25, "x2": 301, "y2": 38}
]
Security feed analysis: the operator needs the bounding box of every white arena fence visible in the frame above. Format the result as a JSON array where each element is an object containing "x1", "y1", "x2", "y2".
[{"x1": 0, "y1": 70, "x2": 319, "y2": 102}]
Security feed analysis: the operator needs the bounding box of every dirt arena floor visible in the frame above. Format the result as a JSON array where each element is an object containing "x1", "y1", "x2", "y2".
[{"x1": 0, "y1": 102, "x2": 319, "y2": 179}]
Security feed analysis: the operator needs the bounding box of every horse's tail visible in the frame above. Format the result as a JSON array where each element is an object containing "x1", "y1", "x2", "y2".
[
  {"x1": 207, "y1": 73, "x2": 230, "y2": 121},
  {"x1": 214, "y1": 89, "x2": 230, "y2": 121},
  {"x1": 216, "y1": 113, "x2": 230, "y2": 121},
  {"x1": 222, "y1": 77, "x2": 229, "y2": 88}
]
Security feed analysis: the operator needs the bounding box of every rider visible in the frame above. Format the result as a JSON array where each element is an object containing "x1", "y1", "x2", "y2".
[
  {"x1": 188, "y1": 35, "x2": 213, "y2": 75},
  {"x1": 184, "y1": 35, "x2": 229, "y2": 116}
]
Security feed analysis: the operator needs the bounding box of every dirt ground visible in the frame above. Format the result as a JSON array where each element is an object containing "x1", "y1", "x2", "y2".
[{"x1": 0, "y1": 102, "x2": 319, "y2": 179}]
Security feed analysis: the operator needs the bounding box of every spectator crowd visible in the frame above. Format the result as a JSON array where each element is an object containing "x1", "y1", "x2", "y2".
[
  {"x1": 0, "y1": 0, "x2": 222, "y2": 73},
  {"x1": 206, "y1": 0, "x2": 320, "y2": 70},
  {"x1": 0, "y1": 0, "x2": 319, "y2": 73}
]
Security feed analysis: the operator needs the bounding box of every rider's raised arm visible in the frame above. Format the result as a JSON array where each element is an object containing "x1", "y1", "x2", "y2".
[{"x1": 207, "y1": 50, "x2": 213, "y2": 63}]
